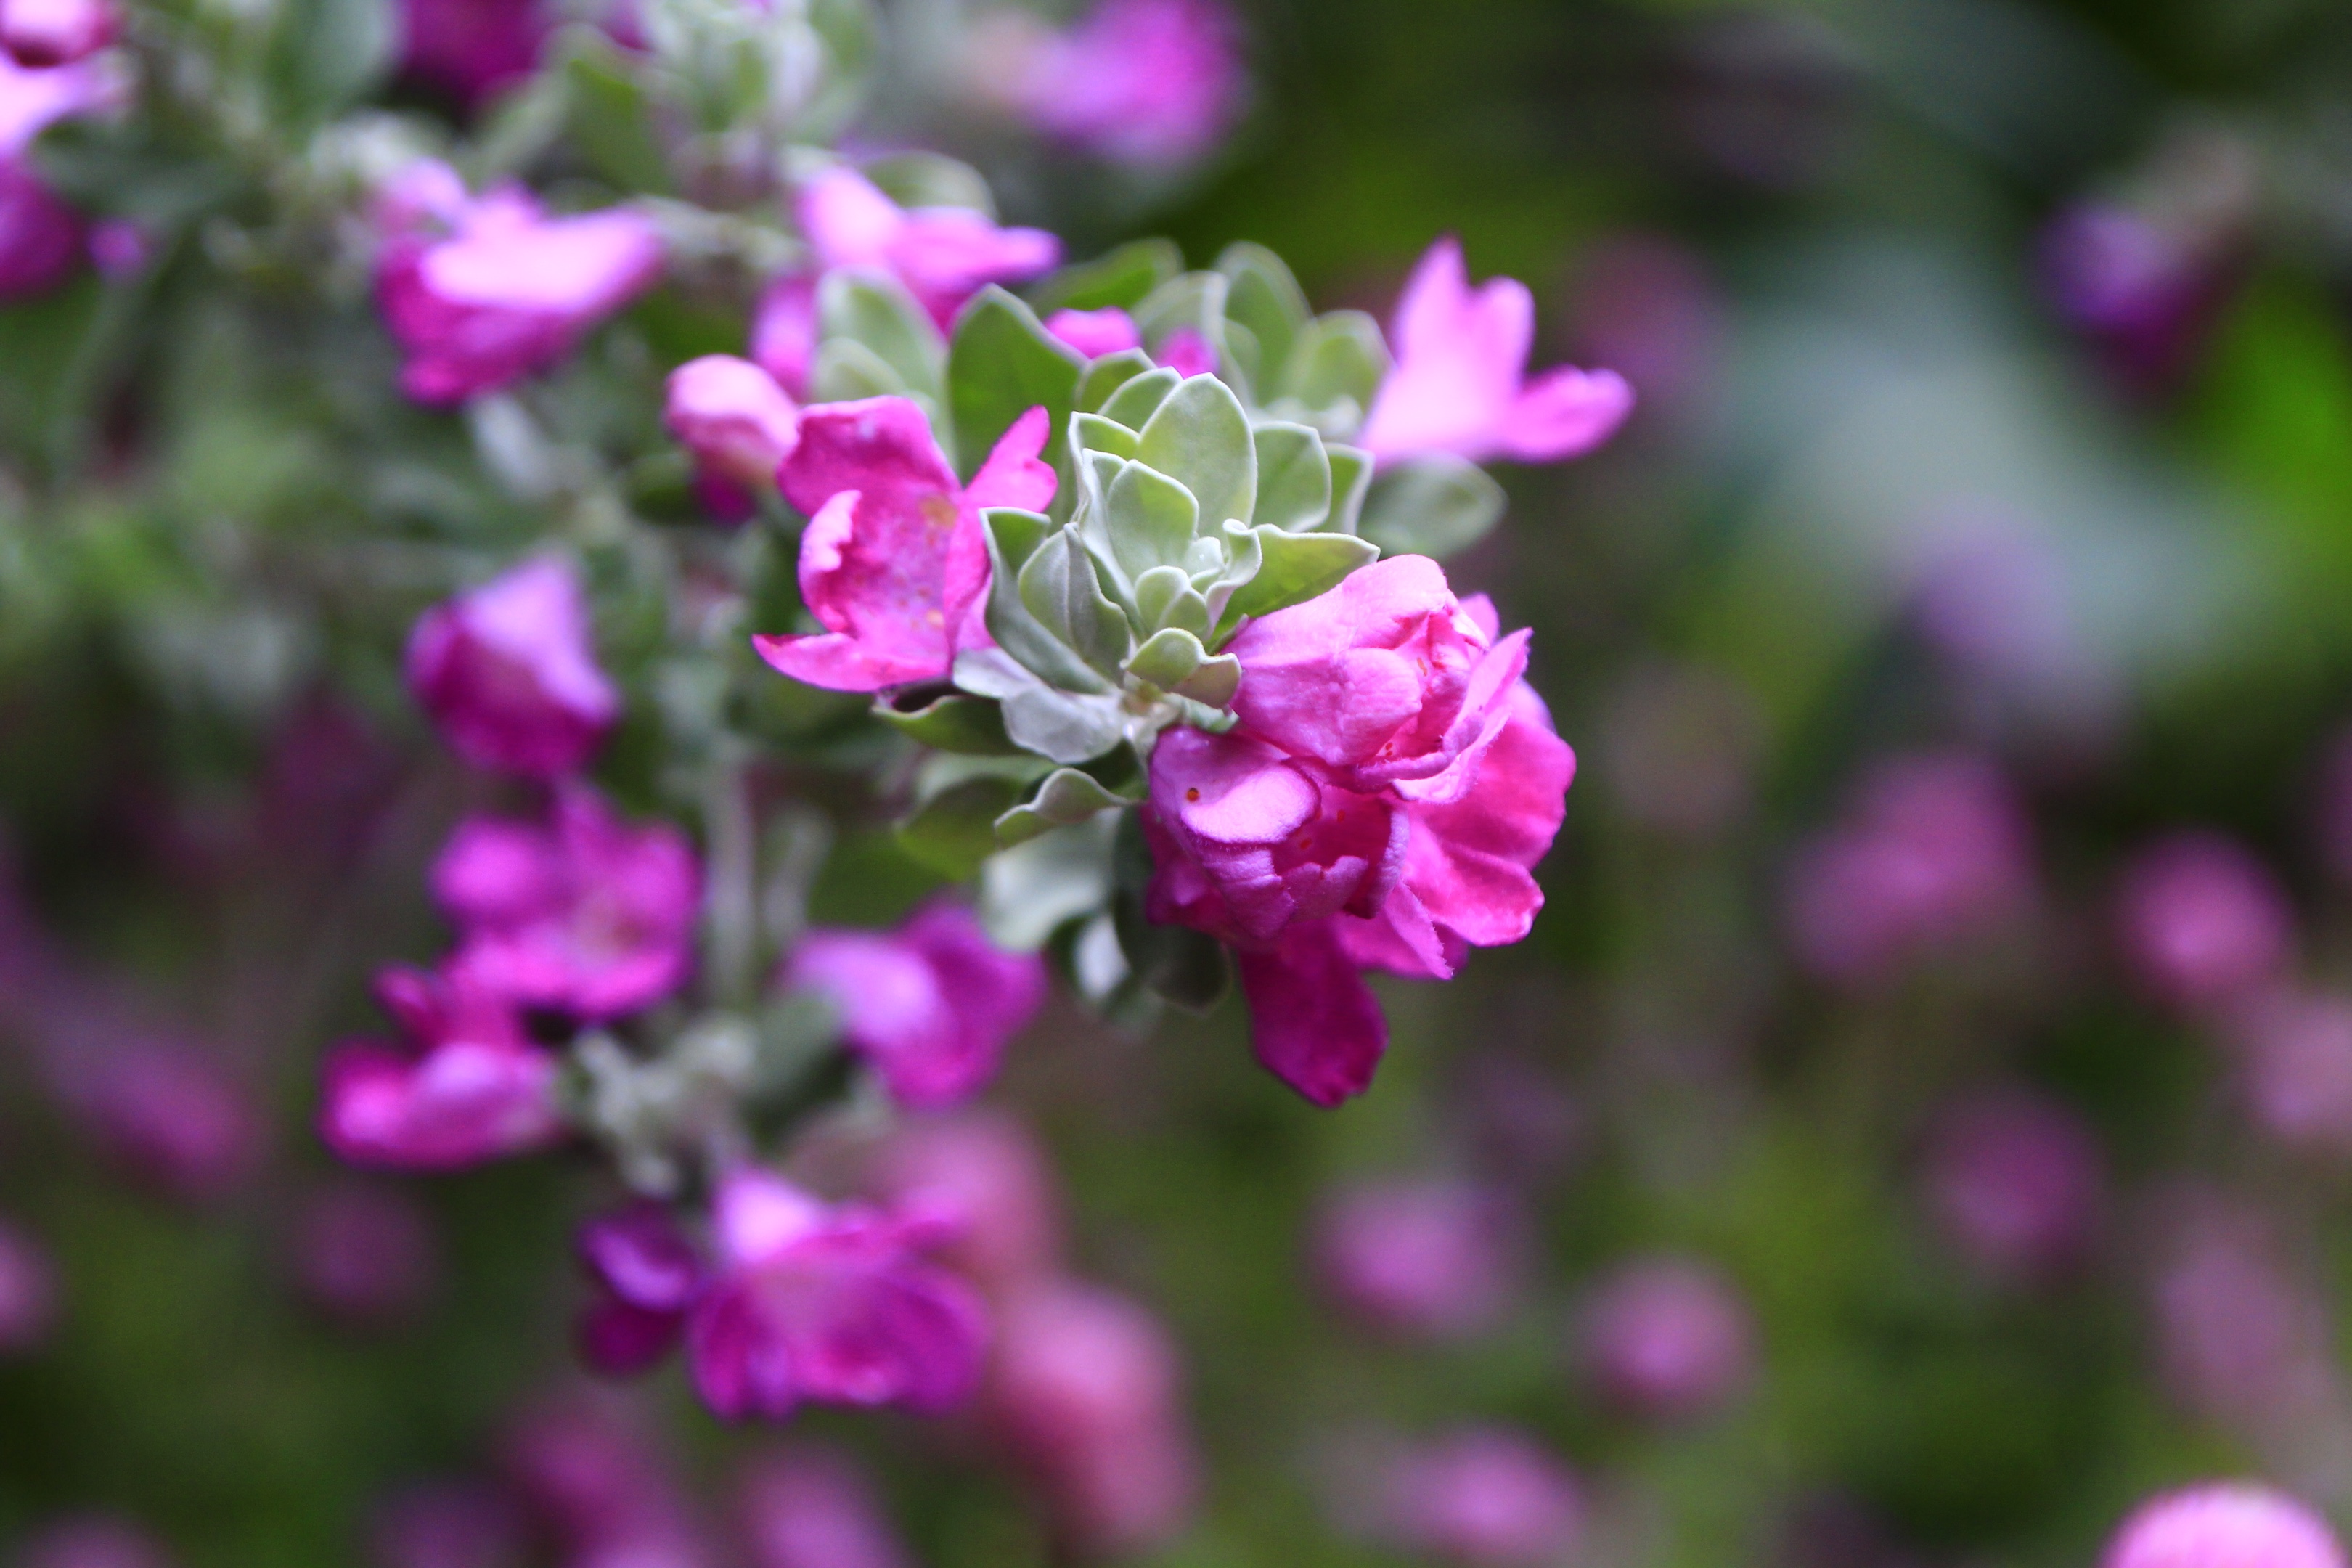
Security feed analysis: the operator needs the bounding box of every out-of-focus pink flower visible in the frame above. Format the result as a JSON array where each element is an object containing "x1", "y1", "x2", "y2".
[
  {"x1": 502, "y1": 1389, "x2": 711, "y2": 1567},
  {"x1": 86, "y1": 216, "x2": 143, "y2": 278},
  {"x1": 1359, "y1": 237, "x2": 1633, "y2": 469},
  {"x1": 319, "y1": 967, "x2": 565, "y2": 1172},
  {"x1": 0, "y1": 51, "x2": 113, "y2": 300},
  {"x1": 1145, "y1": 558, "x2": 1574, "y2": 1106},
  {"x1": 997, "y1": 0, "x2": 1244, "y2": 168},
  {"x1": 796, "y1": 167, "x2": 1058, "y2": 331},
  {"x1": 2102, "y1": 1482, "x2": 2345, "y2": 1568},
  {"x1": 987, "y1": 1280, "x2": 1197, "y2": 1559},
  {"x1": 784, "y1": 900, "x2": 1047, "y2": 1108},
  {"x1": 1579, "y1": 1256, "x2": 1753, "y2": 1422},
  {"x1": 1921, "y1": 1088, "x2": 2103, "y2": 1279},
  {"x1": 1564, "y1": 234, "x2": 1724, "y2": 428},
  {"x1": 736, "y1": 1445, "x2": 913, "y2": 1568},
  {"x1": 15, "y1": 1516, "x2": 178, "y2": 1568},
  {"x1": 1782, "y1": 751, "x2": 2034, "y2": 988},
  {"x1": 432, "y1": 783, "x2": 701, "y2": 1021},
  {"x1": 72, "y1": 1040, "x2": 266, "y2": 1202},
  {"x1": 1312, "y1": 1178, "x2": 1520, "y2": 1340},
  {"x1": 867, "y1": 1111, "x2": 1064, "y2": 1295},
  {"x1": 0, "y1": 1214, "x2": 58, "y2": 1352},
  {"x1": 2154, "y1": 1196, "x2": 2340, "y2": 1437},
  {"x1": 2042, "y1": 204, "x2": 2240, "y2": 399},
  {"x1": 685, "y1": 1167, "x2": 989, "y2": 1423},
  {"x1": 399, "y1": 0, "x2": 550, "y2": 108},
  {"x1": 665, "y1": 354, "x2": 801, "y2": 507},
  {"x1": 574, "y1": 1202, "x2": 703, "y2": 1378},
  {"x1": 377, "y1": 173, "x2": 663, "y2": 404},
  {"x1": 1379, "y1": 1428, "x2": 1583, "y2": 1568},
  {"x1": 753, "y1": 396, "x2": 1055, "y2": 693},
  {"x1": 289, "y1": 1179, "x2": 441, "y2": 1326},
  {"x1": 2115, "y1": 833, "x2": 2292, "y2": 1016},
  {"x1": 750, "y1": 274, "x2": 816, "y2": 401},
  {"x1": 406, "y1": 555, "x2": 621, "y2": 780},
  {"x1": 2232, "y1": 991, "x2": 2352, "y2": 1154},
  {"x1": 369, "y1": 1481, "x2": 528, "y2": 1568},
  {"x1": 1156, "y1": 327, "x2": 1216, "y2": 379},
  {"x1": 0, "y1": 0, "x2": 107, "y2": 65},
  {"x1": 1042, "y1": 306, "x2": 1142, "y2": 360}
]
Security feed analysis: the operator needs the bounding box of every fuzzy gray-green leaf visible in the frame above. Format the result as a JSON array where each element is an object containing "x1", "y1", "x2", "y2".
[
  {"x1": 1251, "y1": 421, "x2": 1332, "y2": 533},
  {"x1": 1358, "y1": 456, "x2": 1507, "y2": 559},
  {"x1": 1138, "y1": 376, "x2": 1256, "y2": 532}
]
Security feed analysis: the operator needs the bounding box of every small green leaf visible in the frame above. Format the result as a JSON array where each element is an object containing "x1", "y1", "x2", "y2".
[
  {"x1": 1175, "y1": 653, "x2": 1241, "y2": 706},
  {"x1": 1275, "y1": 310, "x2": 1392, "y2": 432},
  {"x1": 1359, "y1": 457, "x2": 1507, "y2": 558},
  {"x1": 1132, "y1": 565, "x2": 1211, "y2": 637},
  {"x1": 1217, "y1": 242, "x2": 1310, "y2": 402},
  {"x1": 1105, "y1": 460, "x2": 1200, "y2": 581},
  {"x1": 820, "y1": 269, "x2": 944, "y2": 402},
  {"x1": 563, "y1": 42, "x2": 674, "y2": 195},
  {"x1": 1077, "y1": 350, "x2": 1156, "y2": 415},
  {"x1": 1251, "y1": 422, "x2": 1332, "y2": 532},
  {"x1": 948, "y1": 287, "x2": 1083, "y2": 483},
  {"x1": 1213, "y1": 526, "x2": 1378, "y2": 642},
  {"x1": 1326, "y1": 444, "x2": 1373, "y2": 536},
  {"x1": 809, "y1": 336, "x2": 910, "y2": 405},
  {"x1": 1138, "y1": 377, "x2": 1257, "y2": 531},
  {"x1": 1100, "y1": 366, "x2": 1180, "y2": 429},
  {"x1": 1002, "y1": 685, "x2": 1127, "y2": 763},
  {"x1": 995, "y1": 767, "x2": 1134, "y2": 846},
  {"x1": 266, "y1": 0, "x2": 399, "y2": 125},
  {"x1": 984, "y1": 509, "x2": 1111, "y2": 693},
  {"x1": 873, "y1": 688, "x2": 1018, "y2": 754},
  {"x1": 1069, "y1": 412, "x2": 1140, "y2": 461},
  {"x1": 1124, "y1": 626, "x2": 1206, "y2": 689},
  {"x1": 898, "y1": 769, "x2": 1040, "y2": 878},
  {"x1": 1018, "y1": 527, "x2": 1133, "y2": 681}
]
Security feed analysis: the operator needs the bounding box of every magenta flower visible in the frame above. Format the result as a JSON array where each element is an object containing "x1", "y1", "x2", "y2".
[
  {"x1": 2232, "y1": 990, "x2": 2352, "y2": 1155},
  {"x1": 2116, "y1": 833, "x2": 2293, "y2": 1016},
  {"x1": 796, "y1": 166, "x2": 1059, "y2": 331},
  {"x1": 987, "y1": 1281, "x2": 1198, "y2": 1559},
  {"x1": 1145, "y1": 557, "x2": 1574, "y2": 1106},
  {"x1": 0, "y1": 50, "x2": 113, "y2": 301},
  {"x1": 685, "y1": 1167, "x2": 989, "y2": 1422},
  {"x1": 2042, "y1": 201, "x2": 2242, "y2": 398},
  {"x1": 751, "y1": 273, "x2": 817, "y2": 399},
  {"x1": 501, "y1": 1391, "x2": 710, "y2": 1567},
  {"x1": 1922, "y1": 1087, "x2": 2104, "y2": 1278},
  {"x1": 15, "y1": 1516, "x2": 179, "y2": 1568},
  {"x1": 369, "y1": 1482, "x2": 528, "y2": 1568},
  {"x1": 431, "y1": 783, "x2": 702, "y2": 1021},
  {"x1": 319, "y1": 967, "x2": 565, "y2": 1172},
  {"x1": 377, "y1": 174, "x2": 663, "y2": 404},
  {"x1": 1378, "y1": 1427, "x2": 1583, "y2": 1568},
  {"x1": 0, "y1": 1214, "x2": 57, "y2": 1354},
  {"x1": 0, "y1": 0, "x2": 110, "y2": 68},
  {"x1": 738, "y1": 1445, "x2": 915, "y2": 1568},
  {"x1": 1043, "y1": 306, "x2": 1143, "y2": 360},
  {"x1": 1358, "y1": 237, "x2": 1633, "y2": 469},
  {"x1": 287, "y1": 1178, "x2": 441, "y2": 1326},
  {"x1": 785, "y1": 900, "x2": 1047, "y2": 1108},
  {"x1": 1312, "y1": 1178, "x2": 1521, "y2": 1340},
  {"x1": 576, "y1": 1201, "x2": 705, "y2": 1376},
  {"x1": 753, "y1": 396, "x2": 1056, "y2": 693},
  {"x1": 1001, "y1": 0, "x2": 1244, "y2": 168},
  {"x1": 406, "y1": 555, "x2": 621, "y2": 779},
  {"x1": 1578, "y1": 1256, "x2": 1755, "y2": 1422},
  {"x1": 62, "y1": 1039, "x2": 265, "y2": 1203},
  {"x1": 2103, "y1": 1482, "x2": 2345, "y2": 1568},
  {"x1": 399, "y1": 0, "x2": 550, "y2": 107},
  {"x1": 665, "y1": 354, "x2": 801, "y2": 510},
  {"x1": 869, "y1": 1111, "x2": 1064, "y2": 1295}
]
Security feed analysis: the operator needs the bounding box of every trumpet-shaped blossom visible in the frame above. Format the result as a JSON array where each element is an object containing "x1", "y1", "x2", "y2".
[
  {"x1": 1359, "y1": 237, "x2": 1633, "y2": 469},
  {"x1": 1313, "y1": 1178, "x2": 1522, "y2": 1339},
  {"x1": 665, "y1": 354, "x2": 801, "y2": 513},
  {"x1": 738, "y1": 1445, "x2": 915, "y2": 1568},
  {"x1": 0, "y1": 0, "x2": 110, "y2": 68},
  {"x1": 2103, "y1": 1483, "x2": 2345, "y2": 1568},
  {"x1": 1923, "y1": 1087, "x2": 2104, "y2": 1278},
  {"x1": 319, "y1": 967, "x2": 565, "y2": 1172},
  {"x1": 795, "y1": 167, "x2": 1059, "y2": 331},
  {"x1": 685, "y1": 1167, "x2": 989, "y2": 1422},
  {"x1": 576, "y1": 1202, "x2": 706, "y2": 1376},
  {"x1": 0, "y1": 50, "x2": 113, "y2": 300},
  {"x1": 431, "y1": 783, "x2": 702, "y2": 1021},
  {"x1": 784, "y1": 900, "x2": 1047, "y2": 1108},
  {"x1": 377, "y1": 171, "x2": 663, "y2": 404},
  {"x1": 753, "y1": 396, "x2": 1055, "y2": 693},
  {"x1": 1043, "y1": 306, "x2": 1143, "y2": 360},
  {"x1": 397, "y1": 0, "x2": 549, "y2": 106},
  {"x1": 1579, "y1": 1256, "x2": 1755, "y2": 1422},
  {"x1": 406, "y1": 555, "x2": 621, "y2": 779},
  {"x1": 1146, "y1": 557, "x2": 1573, "y2": 1105},
  {"x1": 2116, "y1": 833, "x2": 2292, "y2": 1016},
  {"x1": 1378, "y1": 1428, "x2": 1584, "y2": 1568},
  {"x1": 868, "y1": 1111, "x2": 1065, "y2": 1294},
  {"x1": 999, "y1": 0, "x2": 1244, "y2": 168}
]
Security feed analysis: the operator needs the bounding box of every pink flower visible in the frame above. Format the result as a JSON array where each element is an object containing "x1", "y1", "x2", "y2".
[
  {"x1": 987, "y1": 1281, "x2": 1198, "y2": 1559},
  {"x1": 2116, "y1": 833, "x2": 2293, "y2": 1016},
  {"x1": 576, "y1": 1202, "x2": 704, "y2": 1376},
  {"x1": 1042, "y1": 306, "x2": 1143, "y2": 360},
  {"x1": 406, "y1": 555, "x2": 621, "y2": 779},
  {"x1": 1145, "y1": 558, "x2": 1574, "y2": 1106},
  {"x1": 0, "y1": 1214, "x2": 58, "y2": 1353},
  {"x1": 750, "y1": 274, "x2": 817, "y2": 399},
  {"x1": 737, "y1": 1445, "x2": 915, "y2": 1568},
  {"x1": 67, "y1": 1039, "x2": 265, "y2": 1202},
  {"x1": 867, "y1": 1111, "x2": 1065, "y2": 1294},
  {"x1": 319, "y1": 967, "x2": 565, "y2": 1172},
  {"x1": 0, "y1": 50, "x2": 113, "y2": 300},
  {"x1": 685, "y1": 1167, "x2": 989, "y2": 1422},
  {"x1": 2102, "y1": 1483, "x2": 2345, "y2": 1568},
  {"x1": 1312, "y1": 1178, "x2": 1521, "y2": 1339},
  {"x1": 784, "y1": 899, "x2": 1047, "y2": 1108},
  {"x1": 399, "y1": 0, "x2": 550, "y2": 107},
  {"x1": 15, "y1": 1516, "x2": 179, "y2": 1568},
  {"x1": 377, "y1": 176, "x2": 663, "y2": 404},
  {"x1": 753, "y1": 396, "x2": 1056, "y2": 693},
  {"x1": 2232, "y1": 990, "x2": 2352, "y2": 1154},
  {"x1": 432, "y1": 783, "x2": 702, "y2": 1021},
  {"x1": 0, "y1": 0, "x2": 110, "y2": 68},
  {"x1": 795, "y1": 166, "x2": 1059, "y2": 331},
  {"x1": 502, "y1": 1390, "x2": 711, "y2": 1567},
  {"x1": 1379, "y1": 1428, "x2": 1583, "y2": 1568},
  {"x1": 1359, "y1": 237, "x2": 1633, "y2": 469},
  {"x1": 1002, "y1": 0, "x2": 1244, "y2": 168},
  {"x1": 369, "y1": 1482, "x2": 528, "y2": 1568},
  {"x1": 2042, "y1": 202, "x2": 2242, "y2": 398},
  {"x1": 664, "y1": 354, "x2": 801, "y2": 500},
  {"x1": 1579, "y1": 1256, "x2": 1754, "y2": 1422},
  {"x1": 287, "y1": 1178, "x2": 441, "y2": 1326},
  {"x1": 1922, "y1": 1088, "x2": 2103, "y2": 1278}
]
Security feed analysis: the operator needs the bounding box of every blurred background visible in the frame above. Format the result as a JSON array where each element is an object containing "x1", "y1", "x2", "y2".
[{"x1": 9, "y1": 0, "x2": 2352, "y2": 1564}]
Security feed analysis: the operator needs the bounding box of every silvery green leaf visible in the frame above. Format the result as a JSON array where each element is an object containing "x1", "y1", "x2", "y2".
[
  {"x1": 1326, "y1": 444, "x2": 1373, "y2": 536},
  {"x1": 810, "y1": 335, "x2": 909, "y2": 404},
  {"x1": 1100, "y1": 367, "x2": 1180, "y2": 430},
  {"x1": 1077, "y1": 350, "x2": 1156, "y2": 415},
  {"x1": 898, "y1": 754, "x2": 1049, "y2": 878},
  {"x1": 862, "y1": 150, "x2": 994, "y2": 216},
  {"x1": 1217, "y1": 242, "x2": 1310, "y2": 402},
  {"x1": 873, "y1": 687, "x2": 1018, "y2": 754},
  {"x1": 952, "y1": 645, "x2": 1037, "y2": 700},
  {"x1": 1175, "y1": 653, "x2": 1241, "y2": 706},
  {"x1": 1212, "y1": 526, "x2": 1379, "y2": 642},
  {"x1": 981, "y1": 813, "x2": 1118, "y2": 952},
  {"x1": 1277, "y1": 310, "x2": 1391, "y2": 433},
  {"x1": 984, "y1": 508, "x2": 1111, "y2": 693},
  {"x1": 1138, "y1": 376, "x2": 1256, "y2": 531},
  {"x1": 994, "y1": 767, "x2": 1135, "y2": 846},
  {"x1": 1124, "y1": 626, "x2": 1206, "y2": 689},
  {"x1": 1002, "y1": 685, "x2": 1126, "y2": 763},
  {"x1": 1019, "y1": 528, "x2": 1132, "y2": 679},
  {"x1": 1133, "y1": 269, "x2": 1227, "y2": 354},
  {"x1": 1199, "y1": 520, "x2": 1260, "y2": 633},
  {"x1": 1251, "y1": 421, "x2": 1332, "y2": 533},
  {"x1": 1132, "y1": 565, "x2": 1209, "y2": 637},
  {"x1": 1359, "y1": 456, "x2": 1507, "y2": 559},
  {"x1": 268, "y1": 0, "x2": 399, "y2": 126},
  {"x1": 1069, "y1": 412, "x2": 1140, "y2": 462},
  {"x1": 1184, "y1": 535, "x2": 1228, "y2": 578},
  {"x1": 820, "y1": 269, "x2": 944, "y2": 402},
  {"x1": 1034, "y1": 238, "x2": 1184, "y2": 314},
  {"x1": 1106, "y1": 460, "x2": 1200, "y2": 582},
  {"x1": 948, "y1": 286, "x2": 1083, "y2": 483}
]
